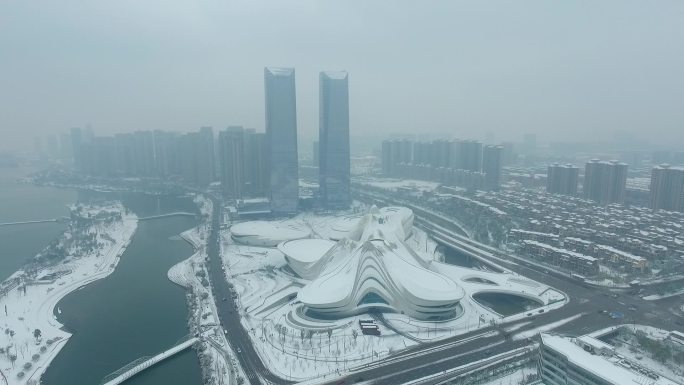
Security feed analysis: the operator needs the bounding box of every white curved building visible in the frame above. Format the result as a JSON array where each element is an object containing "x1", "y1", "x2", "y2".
[
  {"x1": 278, "y1": 238, "x2": 336, "y2": 280},
  {"x1": 281, "y1": 206, "x2": 465, "y2": 320},
  {"x1": 230, "y1": 220, "x2": 311, "y2": 247}
]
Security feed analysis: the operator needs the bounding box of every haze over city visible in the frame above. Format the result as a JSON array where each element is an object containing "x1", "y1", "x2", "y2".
[
  {"x1": 2, "y1": 2, "x2": 684, "y2": 385},
  {"x1": 2, "y1": 0, "x2": 684, "y2": 152}
]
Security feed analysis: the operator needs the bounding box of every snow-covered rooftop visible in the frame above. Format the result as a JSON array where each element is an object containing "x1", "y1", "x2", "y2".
[
  {"x1": 541, "y1": 333, "x2": 681, "y2": 385},
  {"x1": 278, "y1": 238, "x2": 335, "y2": 263},
  {"x1": 230, "y1": 220, "x2": 311, "y2": 247},
  {"x1": 293, "y1": 206, "x2": 465, "y2": 320}
]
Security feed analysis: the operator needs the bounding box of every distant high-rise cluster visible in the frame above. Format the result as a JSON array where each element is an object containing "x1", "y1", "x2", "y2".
[
  {"x1": 218, "y1": 126, "x2": 269, "y2": 199},
  {"x1": 583, "y1": 159, "x2": 628, "y2": 205},
  {"x1": 649, "y1": 164, "x2": 684, "y2": 212},
  {"x1": 68, "y1": 127, "x2": 216, "y2": 186},
  {"x1": 63, "y1": 66, "x2": 351, "y2": 214},
  {"x1": 546, "y1": 164, "x2": 579, "y2": 196},
  {"x1": 380, "y1": 139, "x2": 502, "y2": 191}
]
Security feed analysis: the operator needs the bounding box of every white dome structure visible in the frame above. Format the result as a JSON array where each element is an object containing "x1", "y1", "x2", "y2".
[{"x1": 289, "y1": 206, "x2": 465, "y2": 320}]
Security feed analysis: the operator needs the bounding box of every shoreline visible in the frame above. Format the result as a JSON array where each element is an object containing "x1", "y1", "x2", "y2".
[
  {"x1": 0, "y1": 204, "x2": 138, "y2": 385},
  {"x1": 168, "y1": 195, "x2": 248, "y2": 385}
]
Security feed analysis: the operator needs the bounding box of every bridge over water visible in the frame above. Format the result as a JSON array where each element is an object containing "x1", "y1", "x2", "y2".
[
  {"x1": 138, "y1": 212, "x2": 196, "y2": 221},
  {"x1": 100, "y1": 334, "x2": 198, "y2": 385},
  {"x1": 0, "y1": 217, "x2": 69, "y2": 227}
]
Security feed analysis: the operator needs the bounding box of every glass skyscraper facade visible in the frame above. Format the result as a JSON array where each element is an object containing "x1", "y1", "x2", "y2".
[
  {"x1": 318, "y1": 71, "x2": 350, "y2": 209},
  {"x1": 264, "y1": 67, "x2": 299, "y2": 214}
]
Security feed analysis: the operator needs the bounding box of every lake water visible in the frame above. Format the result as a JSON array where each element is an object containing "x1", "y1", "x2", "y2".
[
  {"x1": 42, "y1": 192, "x2": 203, "y2": 385},
  {"x1": 0, "y1": 167, "x2": 76, "y2": 281},
  {"x1": 0, "y1": 167, "x2": 202, "y2": 385}
]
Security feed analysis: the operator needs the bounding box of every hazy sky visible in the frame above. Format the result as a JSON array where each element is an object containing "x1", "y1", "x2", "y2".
[{"x1": 1, "y1": 1, "x2": 683, "y2": 152}]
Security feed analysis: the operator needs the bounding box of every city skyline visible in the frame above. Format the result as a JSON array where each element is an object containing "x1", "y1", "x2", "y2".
[
  {"x1": 3, "y1": 1, "x2": 684, "y2": 152},
  {"x1": 2, "y1": 2, "x2": 684, "y2": 385}
]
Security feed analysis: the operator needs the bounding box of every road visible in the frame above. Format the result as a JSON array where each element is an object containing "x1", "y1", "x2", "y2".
[{"x1": 204, "y1": 195, "x2": 291, "y2": 385}]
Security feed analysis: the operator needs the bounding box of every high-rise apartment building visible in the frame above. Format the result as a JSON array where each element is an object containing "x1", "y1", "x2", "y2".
[
  {"x1": 318, "y1": 71, "x2": 350, "y2": 209},
  {"x1": 132, "y1": 131, "x2": 156, "y2": 177},
  {"x1": 153, "y1": 130, "x2": 181, "y2": 177},
  {"x1": 583, "y1": 159, "x2": 627, "y2": 205},
  {"x1": 458, "y1": 140, "x2": 483, "y2": 172},
  {"x1": 382, "y1": 139, "x2": 412, "y2": 177},
  {"x1": 482, "y1": 145, "x2": 503, "y2": 191},
  {"x1": 218, "y1": 127, "x2": 245, "y2": 199},
  {"x1": 650, "y1": 164, "x2": 684, "y2": 212},
  {"x1": 179, "y1": 132, "x2": 200, "y2": 184},
  {"x1": 547, "y1": 163, "x2": 579, "y2": 196},
  {"x1": 431, "y1": 140, "x2": 451, "y2": 168},
  {"x1": 176, "y1": 128, "x2": 215, "y2": 187},
  {"x1": 196, "y1": 127, "x2": 216, "y2": 186},
  {"x1": 413, "y1": 141, "x2": 430, "y2": 166},
  {"x1": 243, "y1": 129, "x2": 269, "y2": 197},
  {"x1": 265, "y1": 67, "x2": 299, "y2": 214}
]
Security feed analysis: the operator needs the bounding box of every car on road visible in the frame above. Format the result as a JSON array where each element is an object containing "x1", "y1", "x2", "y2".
[
  {"x1": 609, "y1": 311, "x2": 624, "y2": 319},
  {"x1": 237, "y1": 347, "x2": 241, "y2": 353}
]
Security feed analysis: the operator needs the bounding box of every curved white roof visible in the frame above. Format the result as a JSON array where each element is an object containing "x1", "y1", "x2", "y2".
[
  {"x1": 289, "y1": 205, "x2": 465, "y2": 320},
  {"x1": 231, "y1": 220, "x2": 311, "y2": 247},
  {"x1": 278, "y1": 239, "x2": 335, "y2": 263}
]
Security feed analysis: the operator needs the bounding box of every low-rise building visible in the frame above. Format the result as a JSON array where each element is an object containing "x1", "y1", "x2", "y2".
[
  {"x1": 520, "y1": 240, "x2": 599, "y2": 276},
  {"x1": 540, "y1": 333, "x2": 681, "y2": 385}
]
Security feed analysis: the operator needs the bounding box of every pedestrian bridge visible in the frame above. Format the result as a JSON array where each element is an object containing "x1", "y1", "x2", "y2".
[
  {"x1": 100, "y1": 334, "x2": 198, "y2": 385},
  {"x1": 139, "y1": 212, "x2": 196, "y2": 221}
]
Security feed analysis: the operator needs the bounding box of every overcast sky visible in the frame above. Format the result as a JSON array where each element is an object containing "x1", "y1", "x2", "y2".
[{"x1": 1, "y1": 1, "x2": 683, "y2": 152}]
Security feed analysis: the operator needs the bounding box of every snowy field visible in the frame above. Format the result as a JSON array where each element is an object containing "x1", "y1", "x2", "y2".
[
  {"x1": 220, "y1": 208, "x2": 567, "y2": 382},
  {"x1": 0, "y1": 203, "x2": 137, "y2": 385},
  {"x1": 609, "y1": 324, "x2": 684, "y2": 382}
]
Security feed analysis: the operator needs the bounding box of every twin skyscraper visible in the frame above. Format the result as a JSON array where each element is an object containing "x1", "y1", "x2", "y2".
[{"x1": 264, "y1": 67, "x2": 350, "y2": 214}]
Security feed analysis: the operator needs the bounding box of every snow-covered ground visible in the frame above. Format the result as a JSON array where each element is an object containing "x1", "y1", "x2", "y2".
[
  {"x1": 643, "y1": 288, "x2": 684, "y2": 301},
  {"x1": 479, "y1": 366, "x2": 538, "y2": 385},
  {"x1": 220, "y1": 207, "x2": 567, "y2": 382},
  {"x1": 610, "y1": 324, "x2": 684, "y2": 382},
  {"x1": 0, "y1": 203, "x2": 137, "y2": 385},
  {"x1": 511, "y1": 313, "x2": 584, "y2": 341}
]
